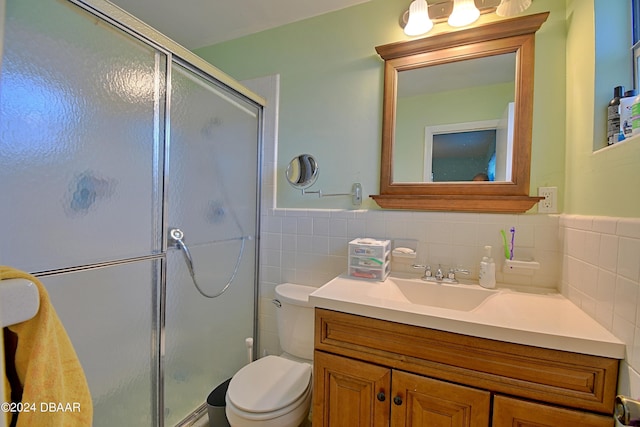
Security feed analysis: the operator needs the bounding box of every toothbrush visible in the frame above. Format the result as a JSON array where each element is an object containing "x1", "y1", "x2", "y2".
[
  {"x1": 500, "y1": 230, "x2": 510, "y2": 259},
  {"x1": 509, "y1": 227, "x2": 515, "y2": 260}
]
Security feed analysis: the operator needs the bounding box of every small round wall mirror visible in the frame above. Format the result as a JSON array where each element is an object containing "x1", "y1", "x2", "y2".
[{"x1": 286, "y1": 154, "x2": 319, "y2": 189}]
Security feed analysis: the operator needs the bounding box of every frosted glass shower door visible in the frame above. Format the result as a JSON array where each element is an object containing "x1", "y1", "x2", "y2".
[
  {"x1": 164, "y1": 63, "x2": 260, "y2": 425},
  {"x1": 0, "y1": 0, "x2": 166, "y2": 273},
  {"x1": 42, "y1": 261, "x2": 158, "y2": 427},
  {"x1": 1, "y1": 1, "x2": 167, "y2": 426}
]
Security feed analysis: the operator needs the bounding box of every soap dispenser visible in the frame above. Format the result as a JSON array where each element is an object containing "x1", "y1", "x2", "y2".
[{"x1": 479, "y1": 245, "x2": 496, "y2": 289}]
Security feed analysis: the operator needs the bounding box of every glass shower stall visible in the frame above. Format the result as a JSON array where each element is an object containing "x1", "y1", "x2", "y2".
[{"x1": 0, "y1": 0, "x2": 262, "y2": 425}]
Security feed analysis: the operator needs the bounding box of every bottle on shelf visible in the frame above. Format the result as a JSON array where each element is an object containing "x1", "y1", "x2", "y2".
[
  {"x1": 620, "y1": 89, "x2": 638, "y2": 140},
  {"x1": 607, "y1": 86, "x2": 624, "y2": 145}
]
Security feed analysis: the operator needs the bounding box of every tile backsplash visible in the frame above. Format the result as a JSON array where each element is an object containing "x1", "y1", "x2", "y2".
[
  {"x1": 258, "y1": 208, "x2": 562, "y2": 356},
  {"x1": 560, "y1": 214, "x2": 640, "y2": 396},
  {"x1": 258, "y1": 208, "x2": 640, "y2": 395}
]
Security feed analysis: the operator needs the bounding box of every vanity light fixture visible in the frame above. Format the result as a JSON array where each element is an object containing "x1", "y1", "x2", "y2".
[
  {"x1": 400, "y1": 0, "x2": 531, "y2": 36},
  {"x1": 448, "y1": 0, "x2": 481, "y2": 27},
  {"x1": 404, "y1": 0, "x2": 433, "y2": 36},
  {"x1": 495, "y1": 0, "x2": 532, "y2": 17}
]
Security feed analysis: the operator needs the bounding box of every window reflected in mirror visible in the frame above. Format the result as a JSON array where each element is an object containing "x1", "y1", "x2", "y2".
[{"x1": 432, "y1": 128, "x2": 496, "y2": 182}]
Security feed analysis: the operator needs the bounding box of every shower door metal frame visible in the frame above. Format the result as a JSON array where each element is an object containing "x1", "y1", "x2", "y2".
[{"x1": 45, "y1": 1, "x2": 265, "y2": 425}]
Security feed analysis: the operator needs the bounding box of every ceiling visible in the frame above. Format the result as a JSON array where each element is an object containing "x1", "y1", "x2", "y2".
[
  {"x1": 398, "y1": 52, "x2": 516, "y2": 97},
  {"x1": 108, "y1": 0, "x2": 371, "y2": 50}
]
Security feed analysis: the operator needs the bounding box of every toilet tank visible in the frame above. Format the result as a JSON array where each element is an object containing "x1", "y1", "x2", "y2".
[{"x1": 274, "y1": 283, "x2": 317, "y2": 361}]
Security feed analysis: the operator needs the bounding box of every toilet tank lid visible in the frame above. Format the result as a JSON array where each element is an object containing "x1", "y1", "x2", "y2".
[{"x1": 275, "y1": 283, "x2": 317, "y2": 307}]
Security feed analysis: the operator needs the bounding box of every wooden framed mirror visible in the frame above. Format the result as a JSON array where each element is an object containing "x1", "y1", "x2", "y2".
[{"x1": 371, "y1": 12, "x2": 549, "y2": 213}]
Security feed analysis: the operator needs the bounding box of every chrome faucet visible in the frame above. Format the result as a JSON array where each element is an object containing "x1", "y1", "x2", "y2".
[
  {"x1": 412, "y1": 264, "x2": 445, "y2": 282},
  {"x1": 434, "y1": 265, "x2": 444, "y2": 281},
  {"x1": 412, "y1": 263, "x2": 469, "y2": 284}
]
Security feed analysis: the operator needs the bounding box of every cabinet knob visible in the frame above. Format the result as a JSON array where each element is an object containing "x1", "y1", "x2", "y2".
[
  {"x1": 393, "y1": 396, "x2": 403, "y2": 406},
  {"x1": 377, "y1": 392, "x2": 386, "y2": 402}
]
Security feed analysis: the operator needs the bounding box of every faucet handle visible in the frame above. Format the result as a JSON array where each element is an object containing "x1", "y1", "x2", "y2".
[
  {"x1": 447, "y1": 267, "x2": 470, "y2": 282},
  {"x1": 454, "y1": 267, "x2": 471, "y2": 275},
  {"x1": 412, "y1": 264, "x2": 433, "y2": 280},
  {"x1": 423, "y1": 265, "x2": 432, "y2": 278}
]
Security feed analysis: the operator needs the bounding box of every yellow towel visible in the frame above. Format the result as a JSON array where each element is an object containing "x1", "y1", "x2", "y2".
[{"x1": 0, "y1": 266, "x2": 93, "y2": 427}]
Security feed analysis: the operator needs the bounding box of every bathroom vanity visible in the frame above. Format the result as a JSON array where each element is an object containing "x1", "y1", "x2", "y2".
[{"x1": 310, "y1": 275, "x2": 624, "y2": 426}]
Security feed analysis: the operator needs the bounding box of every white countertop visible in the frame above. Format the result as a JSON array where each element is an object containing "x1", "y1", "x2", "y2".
[{"x1": 309, "y1": 274, "x2": 625, "y2": 359}]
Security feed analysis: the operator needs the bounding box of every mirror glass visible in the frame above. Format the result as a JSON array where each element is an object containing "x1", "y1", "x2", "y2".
[
  {"x1": 393, "y1": 53, "x2": 516, "y2": 183},
  {"x1": 286, "y1": 154, "x2": 319, "y2": 189}
]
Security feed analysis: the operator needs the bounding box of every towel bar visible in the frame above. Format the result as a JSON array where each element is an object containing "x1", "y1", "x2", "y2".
[
  {"x1": 0, "y1": 278, "x2": 40, "y2": 427},
  {"x1": 0, "y1": 279, "x2": 40, "y2": 328},
  {"x1": 616, "y1": 395, "x2": 640, "y2": 426}
]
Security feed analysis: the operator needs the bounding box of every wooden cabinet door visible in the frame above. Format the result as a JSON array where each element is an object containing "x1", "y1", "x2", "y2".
[
  {"x1": 313, "y1": 351, "x2": 391, "y2": 427},
  {"x1": 391, "y1": 370, "x2": 491, "y2": 427},
  {"x1": 492, "y1": 395, "x2": 614, "y2": 427}
]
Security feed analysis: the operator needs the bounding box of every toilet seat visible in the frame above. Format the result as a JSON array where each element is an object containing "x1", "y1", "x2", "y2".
[
  {"x1": 226, "y1": 355, "x2": 312, "y2": 415},
  {"x1": 226, "y1": 380, "x2": 312, "y2": 423}
]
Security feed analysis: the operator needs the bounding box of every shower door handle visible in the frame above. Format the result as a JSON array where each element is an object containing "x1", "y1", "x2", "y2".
[
  {"x1": 169, "y1": 227, "x2": 184, "y2": 243},
  {"x1": 168, "y1": 228, "x2": 196, "y2": 278}
]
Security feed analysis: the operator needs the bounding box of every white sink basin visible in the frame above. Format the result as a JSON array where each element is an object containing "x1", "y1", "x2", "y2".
[
  {"x1": 309, "y1": 273, "x2": 626, "y2": 359},
  {"x1": 383, "y1": 276, "x2": 499, "y2": 311}
]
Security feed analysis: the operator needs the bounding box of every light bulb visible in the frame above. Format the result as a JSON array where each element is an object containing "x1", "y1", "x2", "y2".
[
  {"x1": 496, "y1": 0, "x2": 532, "y2": 17},
  {"x1": 404, "y1": 0, "x2": 433, "y2": 36},
  {"x1": 448, "y1": 0, "x2": 480, "y2": 27}
]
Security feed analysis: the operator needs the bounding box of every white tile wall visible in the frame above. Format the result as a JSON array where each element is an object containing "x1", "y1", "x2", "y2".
[
  {"x1": 258, "y1": 208, "x2": 562, "y2": 356},
  {"x1": 561, "y1": 215, "x2": 640, "y2": 396},
  {"x1": 259, "y1": 207, "x2": 640, "y2": 395}
]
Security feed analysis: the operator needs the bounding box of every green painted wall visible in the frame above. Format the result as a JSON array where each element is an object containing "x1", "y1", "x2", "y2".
[
  {"x1": 564, "y1": 0, "x2": 640, "y2": 217},
  {"x1": 196, "y1": 0, "x2": 640, "y2": 217}
]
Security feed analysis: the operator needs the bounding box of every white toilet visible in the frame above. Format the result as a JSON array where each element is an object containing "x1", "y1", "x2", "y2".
[{"x1": 225, "y1": 283, "x2": 316, "y2": 427}]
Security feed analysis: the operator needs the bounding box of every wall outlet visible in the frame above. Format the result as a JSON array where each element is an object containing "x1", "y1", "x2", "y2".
[{"x1": 538, "y1": 187, "x2": 558, "y2": 213}]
